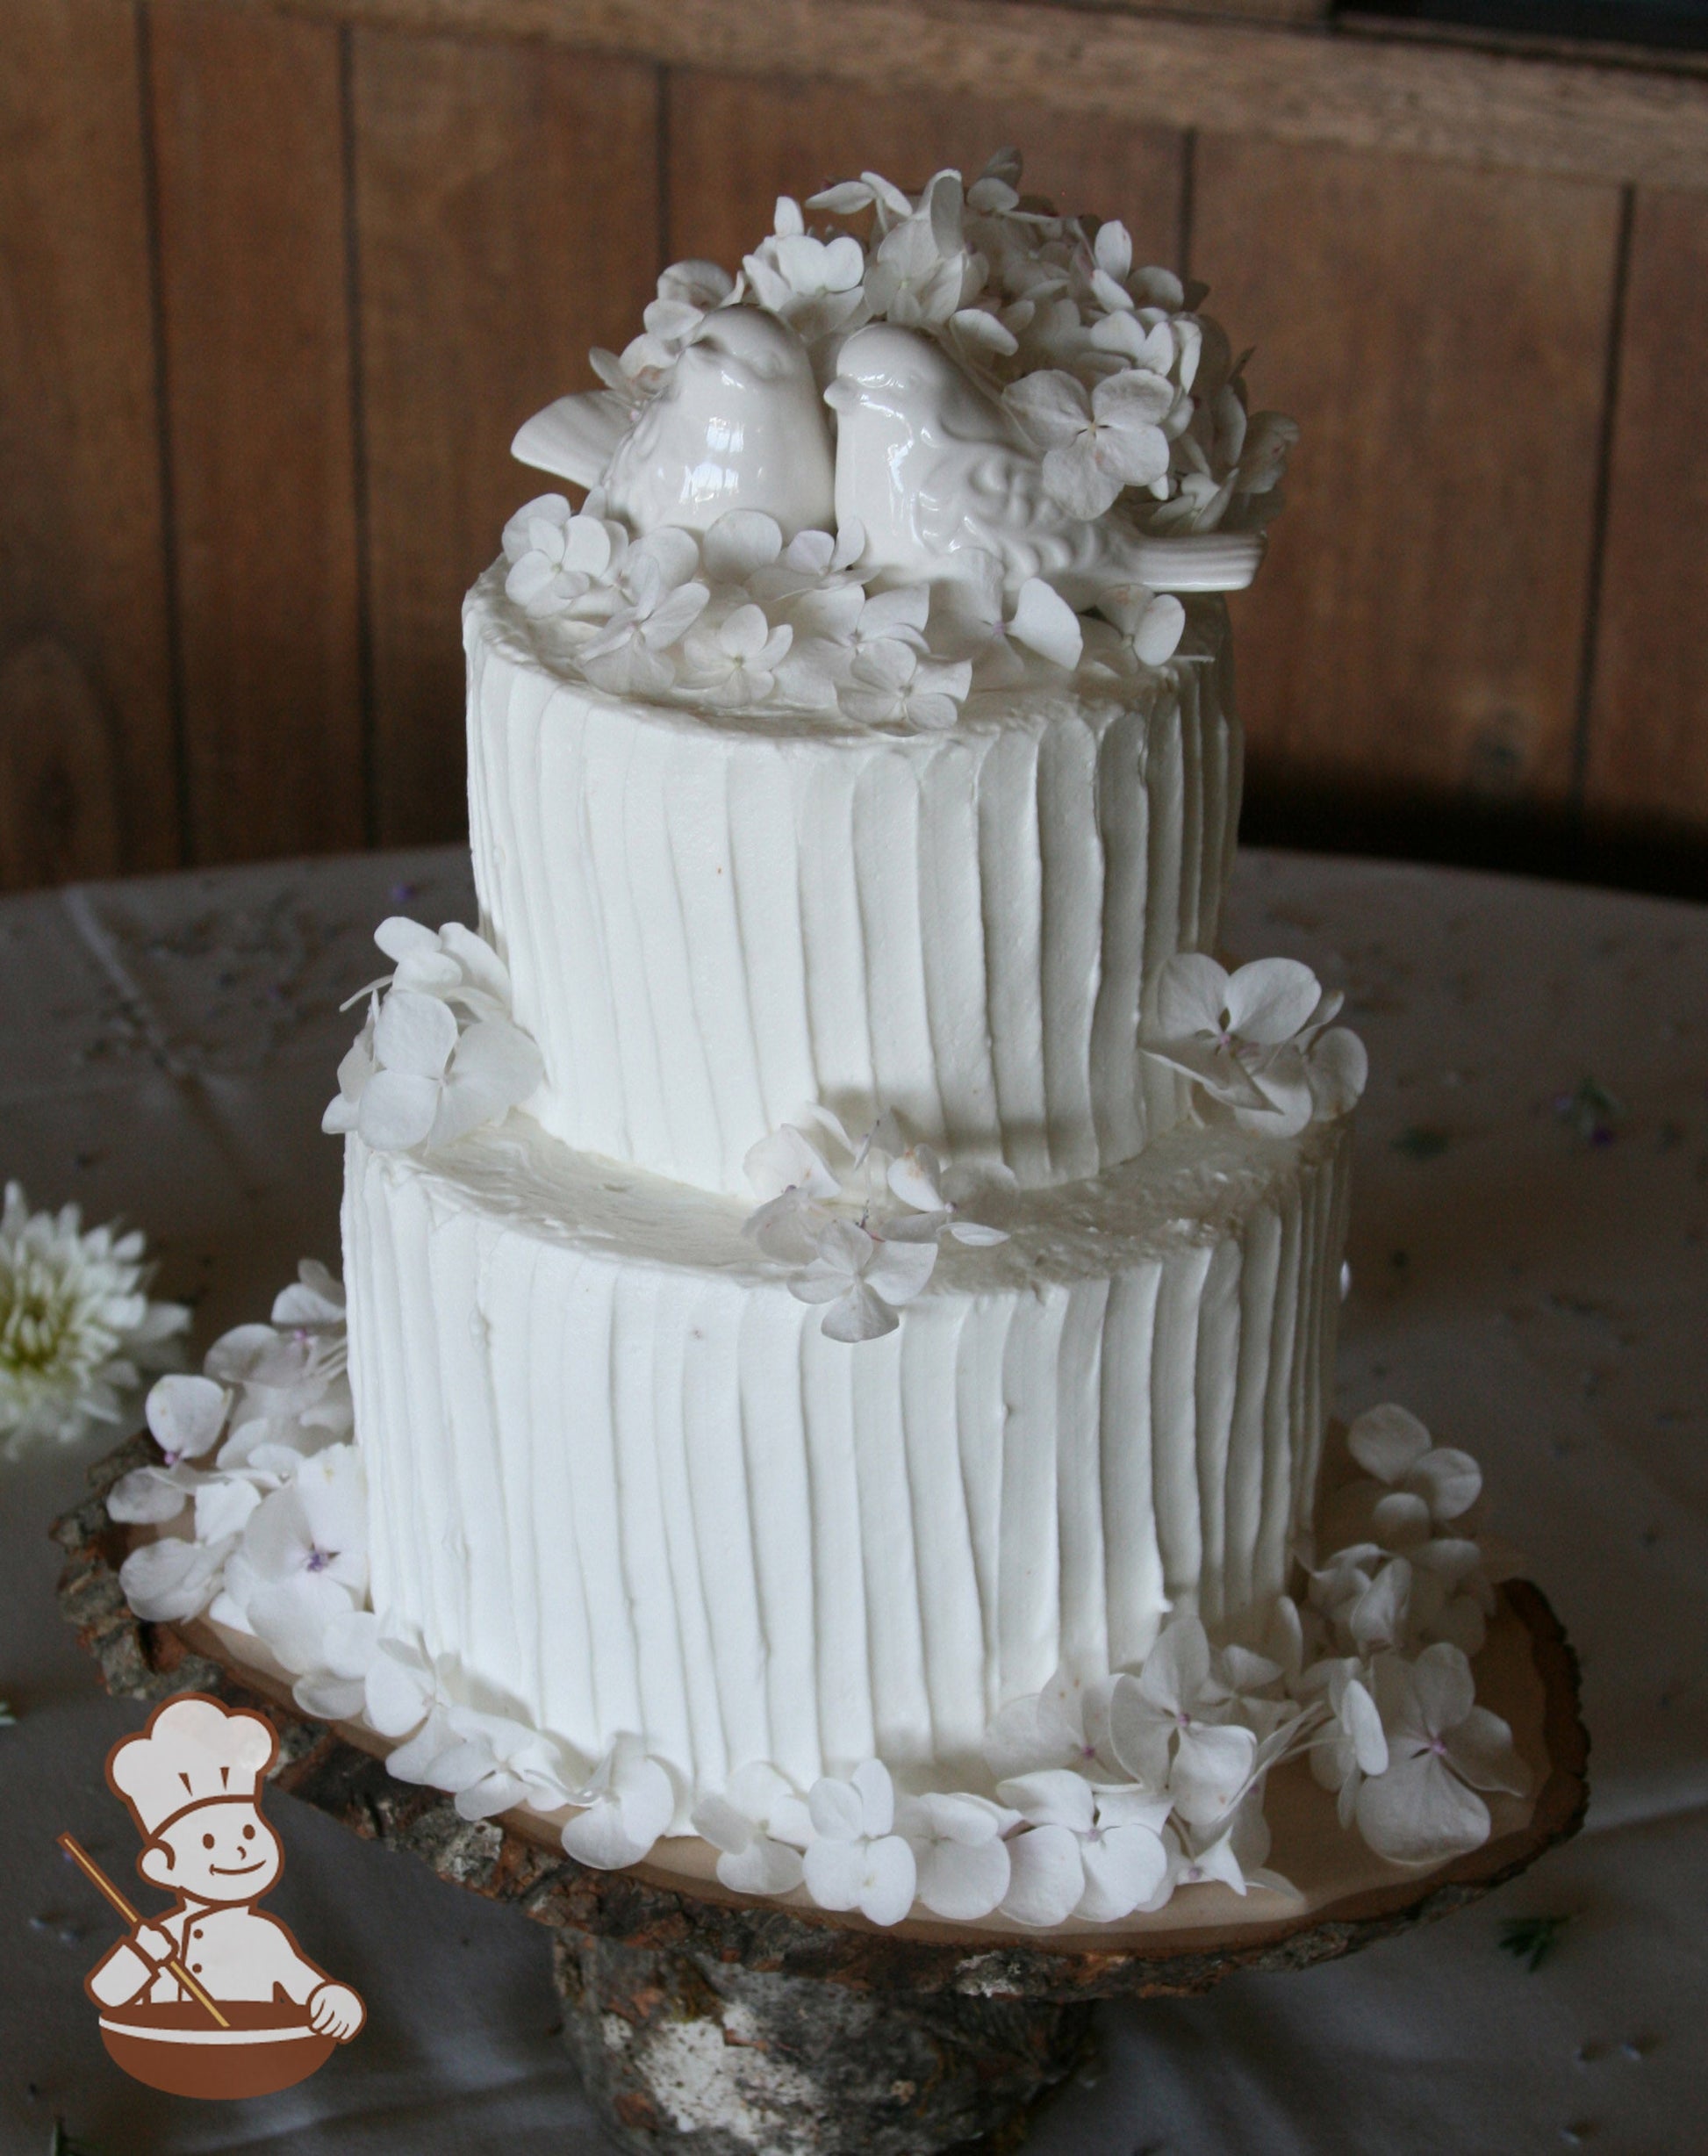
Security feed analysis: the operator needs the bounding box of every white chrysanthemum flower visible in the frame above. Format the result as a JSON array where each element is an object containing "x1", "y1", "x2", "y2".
[{"x1": 0, "y1": 1184, "x2": 189, "y2": 1459}]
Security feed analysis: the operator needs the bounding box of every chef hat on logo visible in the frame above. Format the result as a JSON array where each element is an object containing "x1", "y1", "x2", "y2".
[{"x1": 109, "y1": 1695, "x2": 277, "y2": 1837}]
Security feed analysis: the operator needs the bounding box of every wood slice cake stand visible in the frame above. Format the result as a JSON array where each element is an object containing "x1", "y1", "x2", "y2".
[{"x1": 55, "y1": 1437, "x2": 1589, "y2": 2156}]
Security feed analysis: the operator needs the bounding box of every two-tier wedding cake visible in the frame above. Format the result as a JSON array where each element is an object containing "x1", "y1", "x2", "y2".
[{"x1": 118, "y1": 154, "x2": 1525, "y2": 1931}]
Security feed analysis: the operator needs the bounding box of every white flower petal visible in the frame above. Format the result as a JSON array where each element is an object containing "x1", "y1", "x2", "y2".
[
  {"x1": 1077, "y1": 1823, "x2": 1168, "y2": 1922},
  {"x1": 716, "y1": 1836, "x2": 805, "y2": 1896},
  {"x1": 864, "y1": 1235, "x2": 937, "y2": 1306},
  {"x1": 1443, "y1": 1706, "x2": 1531, "y2": 1797},
  {"x1": 373, "y1": 988, "x2": 459, "y2": 1079},
  {"x1": 851, "y1": 1757, "x2": 896, "y2": 1837},
  {"x1": 858, "y1": 1836, "x2": 918, "y2": 1928},
  {"x1": 1348, "y1": 1404, "x2": 1434, "y2": 1486},
  {"x1": 802, "y1": 1836, "x2": 870, "y2": 1912},
  {"x1": 1153, "y1": 952, "x2": 1231, "y2": 1040},
  {"x1": 807, "y1": 1775, "x2": 865, "y2": 1843},
  {"x1": 1410, "y1": 1446, "x2": 1482, "y2": 1522},
  {"x1": 996, "y1": 1770, "x2": 1095, "y2": 1834},
  {"x1": 1001, "y1": 1825, "x2": 1084, "y2": 1928},
  {"x1": 118, "y1": 1534, "x2": 230, "y2": 1622},
  {"x1": 145, "y1": 1373, "x2": 229, "y2": 1460},
  {"x1": 915, "y1": 1835, "x2": 1009, "y2": 1921},
  {"x1": 357, "y1": 1068, "x2": 441, "y2": 1152},
  {"x1": 1355, "y1": 1750, "x2": 1490, "y2": 1866},
  {"x1": 1008, "y1": 579, "x2": 1083, "y2": 671},
  {"x1": 1222, "y1": 958, "x2": 1323, "y2": 1046}
]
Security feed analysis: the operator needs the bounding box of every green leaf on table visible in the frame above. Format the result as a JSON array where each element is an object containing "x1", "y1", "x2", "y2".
[{"x1": 1497, "y1": 1914, "x2": 1571, "y2": 1972}]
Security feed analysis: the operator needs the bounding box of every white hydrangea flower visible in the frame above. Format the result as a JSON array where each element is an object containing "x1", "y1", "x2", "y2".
[
  {"x1": 590, "y1": 262, "x2": 734, "y2": 407},
  {"x1": 1102, "y1": 1615, "x2": 1259, "y2": 1831},
  {"x1": 1140, "y1": 953, "x2": 1367, "y2": 1137},
  {"x1": 325, "y1": 919, "x2": 544, "y2": 1156},
  {"x1": 680, "y1": 599, "x2": 793, "y2": 707},
  {"x1": 983, "y1": 1665, "x2": 1131, "y2": 1784},
  {"x1": 801, "y1": 1760, "x2": 917, "y2": 1928},
  {"x1": 212, "y1": 1443, "x2": 369, "y2": 1674},
  {"x1": 1138, "y1": 1815, "x2": 1282, "y2": 1911},
  {"x1": 887, "y1": 170, "x2": 985, "y2": 327},
  {"x1": 1005, "y1": 366, "x2": 1179, "y2": 520},
  {"x1": 118, "y1": 1533, "x2": 238, "y2": 1625},
  {"x1": 1346, "y1": 1403, "x2": 1483, "y2": 1536},
  {"x1": 693, "y1": 1762, "x2": 813, "y2": 1896},
  {"x1": 389, "y1": 1697, "x2": 575, "y2": 1823},
  {"x1": 500, "y1": 494, "x2": 626, "y2": 619},
  {"x1": 1354, "y1": 1643, "x2": 1530, "y2": 1866},
  {"x1": 895, "y1": 1790, "x2": 1017, "y2": 1922},
  {"x1": 579, "y1": 528, "x2": 711, "y2": 695},
  {"x1": 562, "y1": 1736, "x2": 677, "y2": 1870},
  {"x1": 884, "y1": 1144, "x2": 1010, "y2": 1247},
  {"x1": 1316, "y1": 1408, "x2": 1495, "y2": 1654},
  {"x1": 743, "y1": 197, "x2": 868, "y2": 341},
  {"x1": 789, "y1": 1218, "x2": 938, "y2": 1343},
  {"x1": 291, "y1": 1606, "x2": 380, "y2": 1722},
  {"x1": 1302, "y1": 1657, "x2": 1389, "y2": 1829},
  {"x1": 1096, "y1": 582, "x2": 1187, "y2": 667},
  {"x1": 841, "y1": 641, "x2": 972, "y2": 730},
  {"x1": 0, "y1": 1183, "x2": 189, "y2": 1459},
  {"x1": 995, "y1": 1771, "x2": 1173, "y2": 1925}
]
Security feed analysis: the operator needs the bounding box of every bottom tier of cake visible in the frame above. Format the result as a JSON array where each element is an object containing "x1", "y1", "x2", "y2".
[{"x1": 342, "y1": 1115, "x2": 1351, "y2": 1814}]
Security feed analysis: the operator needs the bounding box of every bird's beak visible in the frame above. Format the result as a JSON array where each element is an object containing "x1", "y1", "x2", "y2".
[{"x1": 822, "y1": 379, "x2": 858, "y2": 413}]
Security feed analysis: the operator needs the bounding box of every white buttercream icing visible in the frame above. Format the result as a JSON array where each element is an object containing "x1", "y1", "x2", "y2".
[
  {"x1": 465, "y1": 568, "x2": 1238, "y2": 1196},
  {"x1": 343, "y1": 1110, "x2": 1350, "y2": 1814}
]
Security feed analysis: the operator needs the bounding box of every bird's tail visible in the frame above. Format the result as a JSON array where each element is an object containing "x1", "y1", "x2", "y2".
[{"x1": 1124, "y1": 531, "x2": 1266, "y2": 593}]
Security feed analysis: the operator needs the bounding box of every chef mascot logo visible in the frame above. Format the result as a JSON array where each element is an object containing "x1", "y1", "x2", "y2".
[{"x1": 61, "y1": 1692, "x2": 365, "y2": 2099}]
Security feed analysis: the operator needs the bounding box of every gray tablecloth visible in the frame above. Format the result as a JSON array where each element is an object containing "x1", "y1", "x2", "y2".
[{"x1": 4, "y1": 844, "x2": 1705, "y2": 2153}]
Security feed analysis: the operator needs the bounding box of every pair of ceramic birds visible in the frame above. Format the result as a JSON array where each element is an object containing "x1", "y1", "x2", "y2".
[{"x1": 512, "y1": 305, "x2": 1261, "y2": 614}]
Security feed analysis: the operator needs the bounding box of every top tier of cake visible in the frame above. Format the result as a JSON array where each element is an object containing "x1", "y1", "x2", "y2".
[
  {"x1": 467, "y1": 576, "x2": 1238, "y2": 1196},
  {"x1": 476, "y1": 155, "x2": 1296, "y2": 1197}
]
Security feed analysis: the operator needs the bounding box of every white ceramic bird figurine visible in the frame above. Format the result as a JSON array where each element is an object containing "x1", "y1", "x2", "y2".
[
  {"x1": 512, "y1": 308, "x2": 836, "y2": 541},
  {"x1": 824, "y1": 322, "x2": 1263, "y2": 605}
]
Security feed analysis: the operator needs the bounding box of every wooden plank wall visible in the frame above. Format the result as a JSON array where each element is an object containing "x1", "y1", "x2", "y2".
[{"x1": 4, "y1": 0, "x2": 1707, "y2": 895}]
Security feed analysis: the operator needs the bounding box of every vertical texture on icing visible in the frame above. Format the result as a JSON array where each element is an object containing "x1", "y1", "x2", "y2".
[
  {"x1": 465, "y1": 579, "x2": 1236, "y2": 1195},
  {"x1": 347, "y1": 1126, "x2": 1349, "y2": 1803}
]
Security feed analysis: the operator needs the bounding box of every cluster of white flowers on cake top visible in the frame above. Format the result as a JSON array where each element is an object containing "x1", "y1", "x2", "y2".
[
  {"x1": 615, "y1": 149, "x2": 1293, "y2": 540},
  {"x1": 111, "y1": 1299, "x2": 1529, "y2": 1923},
  {"x1": 1141, "y1": 953, "x2": 1369, "y2": 1137},
  {"x1": 323, "y1": 917, "x2": 543, "y2": 1155},
  {"x1": 738, "y1": 1106, "x2": 1012, "y2": 1341},
  {"x1": 500, "y1": 493, "x2": 1143, "y2": 726},
  {"x1": 0, "y1": 1183, "x2": 189, "y2": 1460}
]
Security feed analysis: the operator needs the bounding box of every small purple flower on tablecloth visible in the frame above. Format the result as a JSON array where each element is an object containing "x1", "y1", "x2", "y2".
[{"x1": 1554, "y1": 1077, "x2": 1621, "y2": 1146}]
